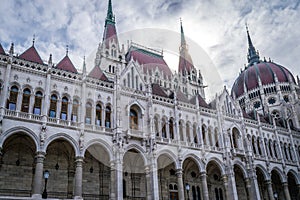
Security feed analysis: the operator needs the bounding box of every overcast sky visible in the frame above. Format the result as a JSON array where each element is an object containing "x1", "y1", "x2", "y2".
[{"x1": 0, "y1": 0, "x2": 299, "y2": 100}]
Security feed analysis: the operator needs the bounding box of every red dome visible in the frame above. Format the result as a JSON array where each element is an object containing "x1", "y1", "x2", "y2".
[{"x1": 231, "y1": 61, "x2": 296, "y2": 98}]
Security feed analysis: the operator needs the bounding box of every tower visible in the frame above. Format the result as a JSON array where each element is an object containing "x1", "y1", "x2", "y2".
[
  {"x1": 94, "y1": 0, "x2": 124, "y2": 80},
  {"x1": 177, "y1": 20, "x2": 205, "y2": 98}
]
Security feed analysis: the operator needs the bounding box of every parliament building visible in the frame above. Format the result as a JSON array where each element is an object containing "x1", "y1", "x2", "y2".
[{"x1": 0, "y1": 0, "x2": 300, "y2": 199}]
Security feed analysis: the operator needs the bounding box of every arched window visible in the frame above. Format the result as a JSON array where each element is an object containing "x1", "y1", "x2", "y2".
[
  {"x1": 33, "y1": 91, "x2": 43, "y2": 115},
  {"x1": 215, "y1": 128, "x2": 219, "y2": 147},
  {"x1": 71, "y1": 100, "x2": 79, "y2": 122},
  {"x1": 7, "y1": 86, "x2": 18, "y2": 111},
  {"x1": 196, "y1": 186, "x2": 201, "y2": 200},
  {"x1": 273, "y1": 142, "x2": 278, "y2": 159},
  {"x1": 95, "y1": 104, "x2": 102, "y2": 126},
  {"x1": 105, "y1": 105, "x2": 111, "y2": 128},
  {"x1": 130, "y1": 109, "x2": 138, "y2": 130},
  {"x1": 154, "y1": 116, "x2": 159, "y2": 136},
  {"x1": 186, "y1": 123, "x2": 190, "y2": 142},
  {"x1": 193, "y1": 124, "x2": 198, "y2": 144},
  {"x1": 202, "y1": 125, "x2": 206, "y2": 145},
  {"x1": 161, "y1": 119, "x2": 167, "y2": 138},
  {"x1": 85, "y1": 103, "x2": 92, "y2": 124},
  {"x1": 169, "y1": 118, "x2": 174, "y2": 139},
  {"x1": 179, "y1": 121, "x2": 184, "y2": 141},
  {"x1": 60, "y1": 97, "x2": 68, "y2": 120},
  {"x1": 49, "y1": 94, "x2": 58, "y2": 118},
  {"x1": 21, "y1": 88, "x2": 31, "y2": 113},
  {"x1": 257, "y1": 138, "x2": 262, "y2": 155},
  {"x1": 252, "y1": 136, "x2": 257, "y2": 154},
  {"x1": 192, "y1": 186, "x2": 196, "y2": 200},
  {"x1": 232, "y1": 128, "x2": 239, "y2": 149}
]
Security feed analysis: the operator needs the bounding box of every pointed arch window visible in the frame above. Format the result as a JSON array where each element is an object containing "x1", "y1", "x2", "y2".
[
  {"x1": 162, "y1": 119, "x2": 166, "y2": 138},
  {"x1": 179, "y1": 121, "x2": 184, "y2": 141},
  {"x1": 154, "y1": 116, "x2": 159, "y2": 136},
  {"x1": 60, "y1": 96, "x2": 68, "y2": 120},
  {"x1": 49, "y1": 94, "x2": 58, "y2": 118},
  {"x1": 169, "y1": 118, "x2": 174, "y2": 139},
  {"x1": 130, "y1": 109, "x2": 138, "y2": 130},
  {"x1": 96, "y1": 104, "x2": 102, "y2": 126},
  {"x1": 186, "y1": 123, "x2": 190, "y2": 142},
  {"x1": 85, "y1": 102, "x2": 92, "y2": 124},
  {"x1": 7, "y1": 86, "x2": 18, "y2": 111},
  {"x1": 21, "y1": 88, "x2": 31, "y2": 113},
  {"x1": 72, "y1": 99, "x2": 79, "y2": 122},
  {"x1": 105, "y1": 105, "x2": 111, "y2": 128},
  {"x1": 33, "y1": 91, "x2": 43, "y2": 115},
  {"x1": 193, "y1": 124, "x2": 198, "y2": 144}
]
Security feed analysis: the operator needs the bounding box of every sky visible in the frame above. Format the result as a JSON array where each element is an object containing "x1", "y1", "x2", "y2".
[{"x1": 0, "y1": 0, "x2": 300, "y2": 100}]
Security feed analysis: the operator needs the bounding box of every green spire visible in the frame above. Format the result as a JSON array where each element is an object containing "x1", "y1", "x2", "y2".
[
  {"x1": 106, "y1": 0, "x2": 115, "y2": 23},
  {"x1": 246, "y1": 24, "x2": 260, "y2": 65},
  {"x1": 180, "y1": 18, "x2": 186, "y2": 46}
]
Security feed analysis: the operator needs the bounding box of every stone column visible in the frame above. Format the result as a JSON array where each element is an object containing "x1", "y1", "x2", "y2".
[
  {"x1": 115, "y1": 158, "x2": 123, "y2": 199},
  {"x1": 145, "y1": 166, "x2": 152, "y2": 200},
  {"x1": 28, "y1": 93, "x2": 35, "y2": 114},
  {"x1": 245, "y1": 178, "x2": 252, "y2": 200},
  {"x1": 265, "y1": 180, "x2": 275, "y2": 200},
  {"x1": 222, "y1": 175, "x2": 230, "y2": 200},
  {"x1": 16, "y1": 91, "x2": 22, "y2": 112},
  {"x1": 110, "y1": 161, "x2": 116, "y2": 200},
  {"x1": 200, "y1": 172, "x2": 209, "y2": 200},
  {"x1": 56, "y1": 99, "x2": 61, "y2": 119},
  {"x1": 151, "y1": 160, "x2": 159, "y2": 199},
  {"x1": 74, "y1": 157, "x2": 83, "y2": 199},
  {"x1": 91, "y1": 104, "x2": 96, "y2": 126},
  {"x1": 176, "y1": 169, "x2": 184, "y2": 200},
  {"x1": 227, "y1": 170, "x2": 238, "y2": 200},
  {"x1": 282, "y1": 182, "x2": 291, "y2": 200},
  {"x1": 32, "y1": 152, "x2": 45, "y2": 198}
]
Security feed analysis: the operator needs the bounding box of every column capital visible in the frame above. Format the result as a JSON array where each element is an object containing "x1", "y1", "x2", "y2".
[
  {"x1": 75, "y1": 156, "x2": 84, "y2": 164},
  {"x1": 176, "y1": 168, "x2": 183, "y2": 177},
  {"x1": 221, "y1": 174, "x2": 228, "y2": 183},
  {"x1": 35, "y1": 151, "x2": 46, "y2": 163}
]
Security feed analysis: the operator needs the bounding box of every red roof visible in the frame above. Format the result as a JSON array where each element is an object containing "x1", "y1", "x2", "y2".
[
  {"x1": 175, "y1": 90, "x2": 189, "y2": 103},
  {"x1": 19, "y1": 45, "x2": 43, "y2": 64},
  {"x1": 0, "y1": 43, "x2": 5, "y2": 55},
  {"x1": 126, "y1": 46, "x2": 172, "y2": 79},
  {"x1": 88, "y1": 66, "x2": 108, "y2": 81},
  {"x1": 56, "y1": 55, "x2": 78, "y2": 73},
  {"x1": 190, "y1": 94, "x2": 210, "y2": 108},
  {"x1": 152, "y1": 83, "x2": 168, "y2": 97},
  {"x1": 103, "y1": 23, "x2": 118, "y2": 48},
  {"x1": 232, "y1": 61, "x2": 295, "y2": 98}
]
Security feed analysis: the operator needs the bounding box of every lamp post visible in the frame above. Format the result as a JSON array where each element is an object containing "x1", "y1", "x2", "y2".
[
  {"x1": 274, "y1": 192, "x2": 278, "y2": 200},
  {"x1": 185, "y1": 183, "x2": 190, "y2": 200},
  {"x1": 42, "y1": 170, "x2": 50, "y2": 199}
]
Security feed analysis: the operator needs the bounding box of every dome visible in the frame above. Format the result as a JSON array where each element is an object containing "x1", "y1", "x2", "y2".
[{"x1": 231, "y1": 61, "x2": 296, "y2": 98}]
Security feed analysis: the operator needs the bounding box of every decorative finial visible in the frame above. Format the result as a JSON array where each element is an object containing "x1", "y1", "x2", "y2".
[
  {"x1": 245, "y1": 22, "x2": 249, "y2": 32},
  {"x1": 66, "y1": 45, "x2": 69, "y2": 56},
  {"x1": 48, "y1": 54, "x2": 52, "y2": 66},
  {"x1": 9, "y1": 43, "x2": 14, "y2": 55},
  {"x1": 82, "y1": 55, "x2": 87, "y2": 75},
  {"x1": 33, "y1": 34, "x2": 35, "y2": 46}
]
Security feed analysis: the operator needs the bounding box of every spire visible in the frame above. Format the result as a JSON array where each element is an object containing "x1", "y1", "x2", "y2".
[
  {"x1": 83, "y1": 56, "x2": 87, "y2": 75},
  {"x1": 180, "y1": 18, "x2": 186, "y2": 47},
  {"x1": 178, "y1": 20, "x2": 195, "y2": 75},
  {"x1": 246, "y1": 24, "x2": 260, "y2": 65},
  {"x1": 48, "y1": 54, "x2": 52, "y2": 66},
  {"x1": 106, "y1": 0, "x2": 115, "y2": 24}
]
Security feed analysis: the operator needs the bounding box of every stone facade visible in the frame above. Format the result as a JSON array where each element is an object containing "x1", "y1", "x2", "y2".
[{"x1": 0, "y1": 0, "x2": 300, "y2": 200}]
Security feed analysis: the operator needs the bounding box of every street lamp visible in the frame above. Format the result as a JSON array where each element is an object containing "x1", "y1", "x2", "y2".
[
  {"x1": 185, "y1": 183, "x2": 190, "y2": 200},
  {"x1": 273, "y1": 192, "x2": 278, "y2": 200},
  {"x1": 42, "y1": 170, "x2": 50, "y2": 199}
]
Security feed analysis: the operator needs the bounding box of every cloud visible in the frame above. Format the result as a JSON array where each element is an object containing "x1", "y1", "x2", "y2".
[{"x1": 0, "y1": 0, "x2": 299, "y2": 100}]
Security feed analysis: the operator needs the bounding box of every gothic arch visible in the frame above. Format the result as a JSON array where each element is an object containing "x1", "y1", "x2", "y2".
[
  {"x1": 83, "y1": 138, "x2": 113, "y2": 161},
  {"x1": 156, "y1": 149, "x2": 178, "y2": 168},
  {"x1": 126, "y1": 100, "x2": 145, "y2": 115},
  {"x1": 21, "y1": 84, "x2": 33, "y2": 91},
  {"x1": 205, "y1": 157, "x2": 225, "y2": 175},
  {"x1": 33, "y1": 86, "x2": 45, "y2": 94},
  {"x1": 123, "y1": 144, "x2": 147, "y2": 165},
  {"x1": 0, "y1": 126, "x2": 39, "y2": 151},
  {"x1": 287, "y1": 169, "x2": 300, "y2": 184},
  {"x1": 181, "y1": 153, "x2": 204, "y2": 172},
  {"x1": 43, "y1": 132, "x2": 80, "y2": 156},
  {"x1": 233, "y1": 161, "x2": 248, "y2": 179},
  {"x1": 255, "y1": 164, "x2": 270, "y2": 180},
  {"x1": 271, "y1": 167, "x2": 286, "y2": 182}
]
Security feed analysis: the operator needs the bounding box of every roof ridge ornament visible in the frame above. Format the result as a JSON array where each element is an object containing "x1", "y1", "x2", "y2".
[
  {"x1": 32, "y1": 34, "x2": 35, "y2": 46},
  {"x1": 66, "y1": 45, "x2": 69, "y2": 56}
]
